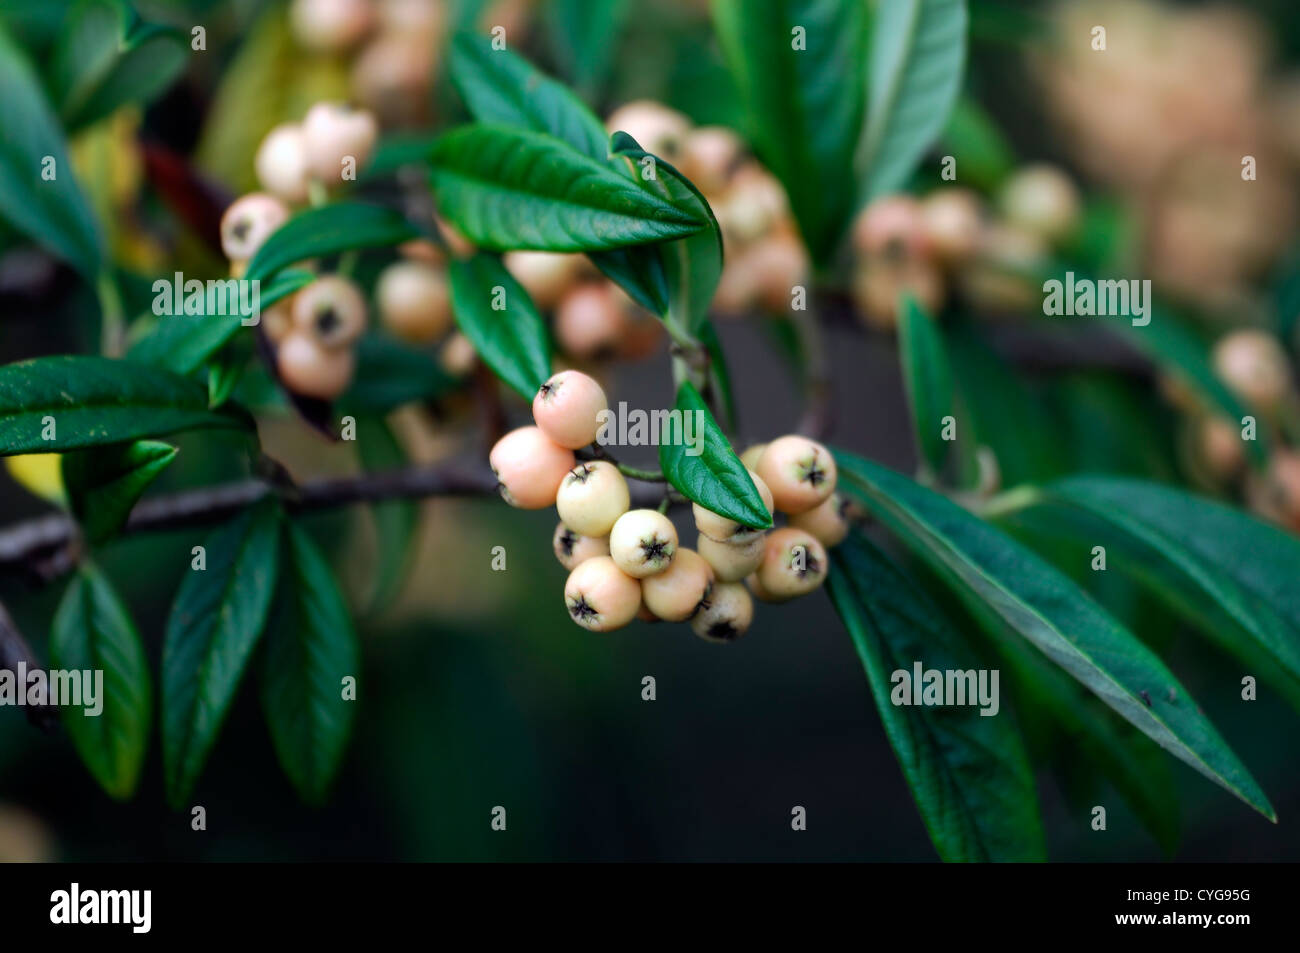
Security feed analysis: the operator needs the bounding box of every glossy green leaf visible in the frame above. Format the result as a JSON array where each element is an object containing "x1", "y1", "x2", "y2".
[
  {"x1": 51, "y1": 0, "x2": 187, "y2": 133},
  {"x1": 608, "y1": 132, "x2": 723, "y2": 333},
  {"x1": 659, "y1": 382, "x2": 771, "y2": 529},
  {"x1": 261, "y1": 522, "x2": 360, "y2": 804},
  {"x1": 162, "y1": 500, "x2": 282, "y2": 807},
  {"x1": 986, "y1": 604, "x2": 1181, "y2": 855},
  {"x1": 443, "y1": 36, "x2": 669, "y2": 313},
  {"x1": 940, "y1": 95, "x2": 1014, "y2": 192},
  {"x1": 712, "y1": 0, "x2": 867, "y2": 262},
  {"x1": 128, "y1": 268, "x2": 313, "y2": 376},
  {"x1": 544, "y1": 0, "x2": 630, "y2": 98},
  {"x1": 834, "y1": 449, "x2": 1274, "y2": 819},
  {"x1": 449, "y1": 31, "x2": 609, "y2": 162},
  {"x1": 0, "y1": 22, "x2": 103, "y2": 279},
  {"x1": 428, "y1": 124, "x2": 707, "y2": 252},
  {"x1": 0, "y1": 356, "x2": 249, "y2": 456},
  {"x1": 341, "y1": 333, "x2": 460, "y2": 414},
  {"x1": 1004, "y1": 476, "x2": 1300, "y2": 711},
  {"x1": 448, "y1": 252, "x2": 552, "y2": 400},
  {"x1": 826, "y1": 531, "x2": 1045, "y2": 861},
  {"x1": 50, "y1": 562, "x2": 151, "y2": 799},
  {"x1": 61, "y1": 439, "x2": 176, "y2": 544},
  {"x1": 858, "y1": 0, "x2": 968, "y2": 201},
  {"x1": 246, "y1": 204, "x2": 419, "y2": 283},
  {"x1": 898, "y1": 294, "x2": 955, "y2": 477}
]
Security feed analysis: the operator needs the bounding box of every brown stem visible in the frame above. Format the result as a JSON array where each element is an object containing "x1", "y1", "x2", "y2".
[{"x1": 0, "y1": 457, "x2": 665, "y2": 579}]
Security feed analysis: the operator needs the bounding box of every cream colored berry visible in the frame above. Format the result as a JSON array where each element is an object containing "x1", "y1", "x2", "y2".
[
  {"x1": 738, "y1": 443, "x2": 768, "y2": 471},
  {"x1": 745, "y1": 572, "x2": 778, "y2": 603},
  {"x1": 290, "y1": 0, "x2": 374, "y2": 52},
  {"x1": 696, "y1": 533, "x2": 764, "y2": 584},
  {"x1": 261, "y1": 297, "x2": 295, "y2": 344},
  {"x1": 609, "y1": 508, "x2": 678, "y2": 578},
  {"x1": 377, "y1": 260, "x2": 452, "y2": 343},
  {"x1": 351, "y1": 33, "x2": 435, "y2": 127},
  {"x1": 552, "y1": 522, "x2": 610, "y2": 571},
  {"x1": 691, "y1": 582, "x2": 754, "y2": 642},
  {"x1": 276, "y1": 332, "x2": 355, "y2": 400},
  {"x1": 255, "y1": 123, "x2": 311, "y2": 204},
  {"x1": 439, "y1": 332, "x2": 477, "y2": 377},
  {"x1": 554, "y1": 282, "x2": 629, "y2": 359},
  {"x1": 852, "y1": 256, "x2": 946, "y2": 331},
  {"x1": 719, "y1": 163, "x2": 788, "y2": 244},
  {"x1": 756, "y1": 436, "x2": 837, "y2": 514},
  {"x1": 301, "y1": 102, "x2": 379, "y2": 185},
  {"x1": 564, "y1": 556, "x2": 642, "y2": 632},
  {"x1": 1197, "y1": 415, "x2": 1246, "y2": 480},
  {"x1": 291, "y1": 276, "x2": 367, "y2": 349},
  {"x1": 220, "y1": 193, "x2": 289, "y2": 263},
  {"x1": 488, "y1": 426, "x2": 576, "y2": 510},
  {"x1": 693, "y1": 469, "x2": 773, "y2": 543},
  {"x1": 555, "y1": 462, "x2": 630, "y2": 537},
  {"x1": 505, "y1": 251, "x2": 583, "y2": 311},
  {"x1": 680, "y1": 126, "x2": 743, "y2": 196},
  {"x1": 748, "y1": 232, "x2": 810, "y2": 313},
  {"x1": 852, "y1": 195, "x2": 930, "y2": 259},
  {"x1": 605, "y1": 100, "x2": 690, "y2": 161},
  {"x1": 533, "y1": 370, "x2": 609, "y2": 450},
  {"x1": 788, "y1": 493, "x2": 851, "y2": 547},
  {"x1": 920, "y1": 189, "x2": 984, "y2": 265},
  {"x1": 999, "y1": 164, "x2": 1081, "y2": 244},
  {"x1": 640, "y1": 548, "x2": 713, "y2": 623},
  {"x1": 756, "y1": 527, "x2": 828, "y2": 601},
  {"x1": 1212, "y1": 329, "x2": 1292, "y2": 411}
]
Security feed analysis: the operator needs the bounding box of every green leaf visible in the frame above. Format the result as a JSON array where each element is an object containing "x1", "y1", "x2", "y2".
[
  {"x1": 898, "y1": 294, "x2": 955, "y2": 477},
  {"x1": 833, "y1": 450, "x2": 1275, "y2": 819},
  {"x1": 246, "y1": 204, "x2": 419, "y2": 284},
  {"x1": 341, "y1": 333, "x2": 460, "y2": 414},
  {"x1": 162, "y1": 499, "x2": 283, "y2": 807},
  {"x1": 449, "y1": 31, "x2": 610, "y2": 162},
  {"x1": 51, "y1": 0, "x2": 187, "y2": 133},
  {"x1": 826, "y1": 531, "x2": 1045, "y2": 861},
  {"x1": 0, "y1": 356, "x2": 249, "y2": 456},
  {"x1": 659, "y1": 381, "x2": 772, "y2": 529},
  {"x1": 985, "y1": 605, "x2": 1182, "y2": 855},
  {"x1": 940, "y1": 95, "x2": 1014, "y2": 192},
  {"x1": 712, "y1": 0, "x2": 868, "y2": 262},
  {"x1": 428, "y1": 124, "x2": 707, "y2": 252},
  {"x1": 356, "y1": 416, "x2": 418, "y2": 612},
  {"x1": 49, "y1": 562, "x2": 151, "y2": 799},
  {"x1": 545, "y1": 0, "x2": 630, "y2": 98},
  {"x1": 0, "y1": 21, "x2": 103, "y2": 279},
  {"x1": 61, "y1": 439, "x2": 176, "y2": 544},
  {"x1": 608, "y1": 132, "x2": 723, "y2": 333},
  {"x1": 857, "y1": 0, "x2": 969, "y2": 201},
  {"x1": 261, "y1": 522, "x2": 360, "y2": 803},
  {"x1": 448, "y1": 252, "x2": 552, "y2": 400},
  {"x1": 128, "y1": 268, "x2": 313, "y2": 376},
  {"x1": 1006, "y1": 477, "x2": 1300, "y2": 711}
]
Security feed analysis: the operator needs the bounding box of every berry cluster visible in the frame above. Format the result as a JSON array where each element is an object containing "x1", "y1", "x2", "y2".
[
  {"x1": 850, "y1": 165, "x2": 1081, "y2": 329},
  {"x1": 488, "y1": 370, "x2": 850, "y2": 641}
]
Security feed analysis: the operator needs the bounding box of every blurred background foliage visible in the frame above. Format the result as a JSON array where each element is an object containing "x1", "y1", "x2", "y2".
[{"x1": 1, "y1": 0, "x2": 1299, "y2": 860}]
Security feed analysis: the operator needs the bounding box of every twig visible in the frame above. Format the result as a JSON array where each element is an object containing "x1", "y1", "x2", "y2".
[
  {"x1": 0, "y1": 457, "x2": 665, "y2": 579},
  {"x1": 792, "y1": 299, "x2": 833, "y2": 440}
]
